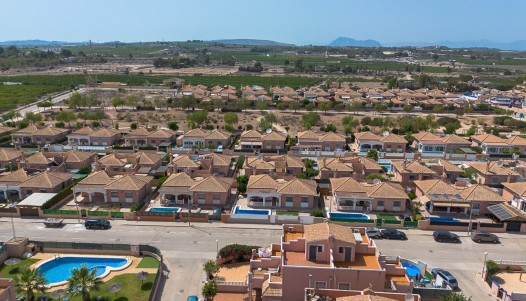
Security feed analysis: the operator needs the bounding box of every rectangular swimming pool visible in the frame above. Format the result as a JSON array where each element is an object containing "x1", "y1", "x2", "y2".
[
  {"x1": 429, "y1": 217, "x2": 459, "y2": 222},
  {"x1": 234, "y1": 206, "x2": 270, "y2": 215},
  {"x1": 328, "y1": 212, "x2": 370, "y2": 220},
  {"x1": 148, "y1": 207, "x2": 182, "y2": 213}
]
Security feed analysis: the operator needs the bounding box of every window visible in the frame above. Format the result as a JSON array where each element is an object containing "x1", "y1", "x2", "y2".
[
  {"x1": 198, "y1": 193, "x2": 205, "y2": 200},
  {"x1": 393, "y1": 201, "x2": 401, "y2": 207},
  {"x1": 111, "y1": 192, "x2": 118, "y2": 198},
  {"x1": 377, "y1": 200, "x2": 384, "y2": 207},
  {"x1": 213, "y1": 194, "x2": 220, "y2": 201},
  {"x1": 339, "y1": 247, "x2": 344, "y2": 253},
  {"x1": 338, "y1": 283, "x2": 351, "y2": 290},
  {"x1": 317, "y1": 245, "x2": 323, "y2": 252},
  {"x1": 26, "y1": 189, "x2": 33, "y2": 195},
  {"x1": 409, "y1": 175, "x2": 415, "y2": 180},
  {"x1": 423, "y1": 176, "x2": 429, "y2": 180},
  {"x1": 125, "y1": 192, "x2": 132, "y2": 199},
  {"x1": 286, "y1": 196, "x2": 293, "y2": 202},
  {"x1": 40, "y1": 189, "x2": 47, "y2": 193},
  {"x1": 314, "y1": 282, "x2": 327, "y2": 289}
]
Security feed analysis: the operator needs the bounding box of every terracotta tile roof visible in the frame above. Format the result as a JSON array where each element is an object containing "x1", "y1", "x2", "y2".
[
  {"x1": 277, "y1": 178, "x2": 317, "y2": 196},
  {"x1": 241, "y1": 130, "x2": 262, "y2": 139},
  {"x1": 161, "y1": 172, "x2": 194, "y2": 188},
  {"x1": 147, "y1": 128, "x2": 175, "y2": 138},
  {"x1": 472, "y1": 134, "x2": 506, "y2": 144},
  {"x1": 25, "y1": 152, "x2": 52, "y2": 165},
  {"x1": 469, "y1": 161, "x2": 520, "y2": 176},
  {"x1": 0, "y1": 169, "x2": 29, "y2": 183},
  {"x1": 320, "y1": 132, "x2": 346, "y2": 142},
  {"x1": 442, "y1": 134, "x2": 470, "y2": 144},
  {"x1": 64, "y1": 151, "x2": 96, "y2": 163},
  {"x1": 138, "y1": 152, "x2": 163, "y2": 165},
  {"x1": 414, "y1": 179, "x2": 461, "y2": 195},
  {"x1": 0, "y1": 126, "x2": 15, "y2": 134},
  {"x1": 502, "y1": 182, "x2": 526, "y2": 196},
  {"x1": 297, "y1": 130, "x2": 320, "y2": 140},
  {"x1": 71, "y1": 127, "x2": 94, "y2": 135},
  {"x1": 336, "y1": 295, "x2": 398, "y2": 301},
  {"x1": 33, "y1": 127, "x2": 69, "y2": 136},
  {"x1": 90, "y1": 128, "x2": 120, "y2": 137},
  {"x1": 20, "y1": 172, "x2": 72, "y2": 188},
  {"x1": 190, "y1": 176, "x2": 234, "y2": 193},
  {"x1": 77, "y1": 170, "x2": 112, "y2": 185},
  {"x1": 367, "y1": 182, "x2": 408, "y2": 199},
  {"x1": 461, "y1": 185, "x2": 505, "y2": 202},
  {"x1": 98, "y1": 154, "x2": 126, "y2": 166},
  {"x1": 262, "y1": 131, "x2": 286, "y2": 141},
  {"x1": 0, "y1": 148, "x2": 22, "y2": 161},
  {"x1": 284, "y1": 155, "x2": 304, "y2": 168},
  {"x1": 104, "y1": 175, "x2": 152, "y2": 190},
  {"x1": 202, "y1": 153, "x2": 232, "y2": 166},
  {"x1": 355, "y1": 132, "x2": 379, "y2": 140},
  {"x1": 437, "y1": 160, "x2": 462, "y2": 172},
  {"x1": 391, "y1": 161, "x2": 436, "y2": 174},
  {"x1": 413, "y1": 132, "x2": 442, "y2": 142},
  {"x1": 318, "y1": 158, "x2": 353, "y2": 172},
  {"x1": 330, "y1": 177, "x2": 370, "y2": 194},
  {"x1": 171, "y1": 155, "x2": 200, "y2": 168},
  {"x1": 360, "y1": 157, "x2": 382, "y2": 170},
  {"x1": 14, "y1": 125, "x2": 38, "y2": 134},
  {"x1": 354, "y1": 132, "x2": 406, "y2": 143},
  {"x1": 205, "y1": 129, "x2": 230, "y2": 140},
  {"x1": 128, "y1": 128, "x2": 151, "y2": 137},
  {"x1": 505, "y1": 136, "x2": 526, "y2": 146},
  {"x1": 247, "y1": 174, "x2": 279, "y2": 189},
  {"x1": 380, "y1": 133, "x2": 407, "y2": 143},
  {"x1": 245, "y1": 158, "x2": 275, "y2": 170},
  {"x1": 304, "y1": 222, "x2": 356, "y2": 244}
]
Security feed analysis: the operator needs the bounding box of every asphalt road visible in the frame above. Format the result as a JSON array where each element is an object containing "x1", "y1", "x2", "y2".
[{"x1": 0, "y1": 219, "x2": 524, "y2": 301}]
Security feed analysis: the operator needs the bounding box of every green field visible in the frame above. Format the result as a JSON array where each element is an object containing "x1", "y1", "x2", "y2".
[{"x1": 62, "y1": 44, "x2": 170, "y2": 57}]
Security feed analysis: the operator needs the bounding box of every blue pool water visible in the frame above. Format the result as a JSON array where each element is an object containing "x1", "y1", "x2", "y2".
[
  {"x1": 402, "y1": 263, "x2": 421, "y2": 277},
  {"x1": 38, "y1": 257, "x2": 128, "y2": 285},
  {"x1": 329, "y1": 212, "x2": 370, "y2": 220},
  {"x1": 234, "y1": 206, "x2": 270, "y2": 215},
  {"x1": 429, "y1": 217, "x2": 459, "y2": 222},
  {"x1": 149, "y1": 207, "x2": 181, "y2": 213},
  {"x1": 381, "y1": 165, "x2": 391, "y2": 172}
]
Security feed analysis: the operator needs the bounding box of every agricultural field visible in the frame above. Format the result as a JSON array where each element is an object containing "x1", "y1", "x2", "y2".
[{"x1": 62, "y1": 43, "x2": 171, "y2": 57}]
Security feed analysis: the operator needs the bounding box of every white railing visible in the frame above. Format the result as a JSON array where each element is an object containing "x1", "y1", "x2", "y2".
[{"x1": 511, "y1": 292, "x2": 526, "y2": 300}]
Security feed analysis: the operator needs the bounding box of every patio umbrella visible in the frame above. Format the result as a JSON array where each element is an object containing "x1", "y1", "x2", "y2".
[
  {"x1": 107, "y1": 282, "x2": 122, "y2": 298},
  {"x1": 4, "y1": 258, "x2": 20, "y2": 271},
  {"x1": 136, "y1": 271, "x2": 149, "y2": 285},
  {"x1": 50, "y1": 289, "x2": 66, "y2": 301}
]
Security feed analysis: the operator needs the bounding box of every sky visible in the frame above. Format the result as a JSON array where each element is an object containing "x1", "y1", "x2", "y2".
[{"x1": 2, "y1": 0, "x2": 525, "y2": 45}]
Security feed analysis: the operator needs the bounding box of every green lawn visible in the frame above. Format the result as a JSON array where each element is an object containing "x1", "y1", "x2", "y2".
[
  {"x1": 66, "y1": 273, "x2": 155, "y2": 301},
  {"x1": 136, "y1": 257, "x2": 160, "y2": 269},
  {"x1": 0, "y1": 258, "x2": 40, "y2": 278},
  {"x1": 276, "y1": 211, "x2": 299, "y2": 216},
  {"x1": 377, "y1": 214, "x2": 398, "y2": 221}
]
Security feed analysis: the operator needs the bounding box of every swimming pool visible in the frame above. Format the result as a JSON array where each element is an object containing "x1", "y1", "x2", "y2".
[
  {"x1": 429, "y1": 217, "x2": 459, "y2": 222},
  {"x1": 37, "y1": 256, "x2": 130, "y2": 286},
  {"x1": 328, "y1": 212, "x2": 370, "y2": 220},
  {"x1": 381, "y1": 165, "x2": 391, "y2": 172},
  {"x1": 402, "y1": 263, "x2": 421, "y2": 277},
  {"x1": 148, "y1": 207, "x2": 182, "y2": 213},
  {"x1": 234, "y1": 206, "x2": 270, "y2": 215}
]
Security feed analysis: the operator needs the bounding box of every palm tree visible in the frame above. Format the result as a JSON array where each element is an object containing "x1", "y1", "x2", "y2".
[
  {"x1": 67, "y1": 264, "x2": 103, "y2": 301},
  {"x1": 14, "y1": 267, "x2": 47, "y2": 301}
]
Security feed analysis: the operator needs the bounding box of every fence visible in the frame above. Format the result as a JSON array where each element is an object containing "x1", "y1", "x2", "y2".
[
  {"x1": 88, "y1": 210, "x2": 109, "y2": 216},
  {"x1": 111, "y1": 212, "x2": 124, "y2": 218},
  {"x1": 429, "y1": 220, "x2": 469, "y2": 227},
  {"x1": 404, "y1": 221, "x2": 419, "y2": 228},
  {"x1": 479, "y1": 222, "x2": 505, "y2": 229},
  {"x1": 43, "y1": 209, "x2": 78, "y2": 215}
]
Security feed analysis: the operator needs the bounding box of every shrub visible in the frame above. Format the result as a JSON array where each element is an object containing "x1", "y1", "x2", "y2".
[
  {"x1": 218, "y1": 244, "x2": 259, "y2": 261},
  {"x1": 236, "y1": 175, "x2": 249, "y2": 194},
  {"x1": 310, "y1": 209, "x2": 325, "y2": 217},
  {"x1": 55, "y1": 121, "x2": 65, "y2": 128},
  {"x1": 486, "y1": 260, "x2": 499, "y2": 277},
  {"x1": 407, "y1": 192, "x2": 417, "y2": 200}
]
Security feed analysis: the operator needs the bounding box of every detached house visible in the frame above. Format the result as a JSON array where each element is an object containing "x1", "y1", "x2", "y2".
[
  {"x1": 354, "y1": 132, "x2": 407, "y2": 153},
  {"x1": 168, "y1": 153, "x2": 233, "y2": 177},
  {"x1": 391, "y1": 160, "x2": 438, "y2": 190},
  {"x1": 176, "y1": 128, "x2": 231, "y2": 149},
  {"x1": 74, "y1": 170, "x2": 152, "y2": 204},
  {"x1": 244, "y1": 155, "x2": 304, "y2": 177},
  {"x1": 125, "y1": 128, "x2": 176, "y2": 147},
  {"x1": 238, "y1": 130, "x2": 287, "y2": 151},
  {"x1": 159, "y1": 173, "x2": 234, "y2": 206},
  {"x1": 68, "y1": 127, "x2": 121, "y2": 146},
  {"x1": 330, "y1": 177, "x2": 409, "y2": 212},
  {"x1": 468, "y1": 161, "x2": 522, "y2": 186},
  {"x1": 472, "y1": 134, "x2": 526, "y2": 155},
  {"x1": 294, "y1": 130, "x2": 346, "y2": 151},
  {"x1": 94, "y1": 152, "x2": 163, "y2": 176},
  {"x1": 12, "y1": 125, "x2": 70, "y2": 146},
  {"x1": 0, "y1": 148, "x2": 24, "y2": 169},
  {"x1": 19, "y1": 171, "x2": 73, "y2": 199},
  {"x1": 246, "y1": 174, "x2": 318, "y2": 209}
]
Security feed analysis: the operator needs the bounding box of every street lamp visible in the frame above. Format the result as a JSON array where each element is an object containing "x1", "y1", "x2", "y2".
[
  {"x1": 216, "y1": 239, "x2": 219, "y2": 254},
  {"x1": 482, "y1": 252, "x2": 488, "y2": 276}
]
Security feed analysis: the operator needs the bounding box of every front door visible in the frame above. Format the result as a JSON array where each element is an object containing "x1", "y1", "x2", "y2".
[
  {"x1": 309, "y1": 245, "x2": 317, "y2": 261},
  {"x1": 344, "y1": 247, "x2": 352, "y2": 262}
]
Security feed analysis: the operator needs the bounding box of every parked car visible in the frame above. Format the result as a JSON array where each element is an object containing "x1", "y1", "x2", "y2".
[
  {"x1": 381, "y1": 229, "x2": 407, "y2": 240},
  {"x1": 366, "y1": 227, "x2": 382, "y2": 239},
  {"x1": 433, "y1": 231, "x2": 461, "y2": 243},
  {"x1": 186, "y1": 296, "x2": 199, "y2": 301},
  {"x1": 210, "y1": 206, "x2": 224, "y2": 220},
  {"x1": 431, "y1": 268, "x2": 458, "y2": 288},
  {"x1": 470, "y1": 231, "x2": 499, "y2": 243},
  {"x1": 84, "y1": 218, "x2": 111, "y2": 230}
]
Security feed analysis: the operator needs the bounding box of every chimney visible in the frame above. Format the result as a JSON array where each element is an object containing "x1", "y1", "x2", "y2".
[
  {"x1": 402, "y1": 161, "x2": 406, "y2": 171},
  {"x1": 507, "y1": 172, "x2": 512, "y2": 183},
  {"x1": 419, "y1": 171, "x2": 423, "y2": 180},
  {"x1": 323, "y1": 157, "x2": 326, "y2": 168},
  {"x1": 487, "y1": 161, "x2": 490, "y2": 173}
]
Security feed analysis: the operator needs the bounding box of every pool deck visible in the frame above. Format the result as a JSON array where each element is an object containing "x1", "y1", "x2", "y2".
[{"x1": 31, "y1": 253, "x2": 158, "y2": 291}]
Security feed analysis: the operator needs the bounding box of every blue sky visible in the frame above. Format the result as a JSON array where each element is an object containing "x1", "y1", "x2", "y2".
[{"x1": 2, "y1": 0, "x2": 525, "y2": 44}]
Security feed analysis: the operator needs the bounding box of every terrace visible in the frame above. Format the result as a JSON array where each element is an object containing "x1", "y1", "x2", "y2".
[
  {"x1": 334, "y1": 253, "x2": 381, "y2": 270},
  {"x1": 284, "y1": 251, "x2": 330, "y2": 267}
]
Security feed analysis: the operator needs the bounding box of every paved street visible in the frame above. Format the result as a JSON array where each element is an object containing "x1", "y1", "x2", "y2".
[{"x1": 0, "y1": 219, "x2": 524, "y2": 301}]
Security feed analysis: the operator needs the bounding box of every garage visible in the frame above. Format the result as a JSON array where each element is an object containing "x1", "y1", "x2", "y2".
[
  {"x1": 487, "y1": 203, "x2": 526, "y2": 232},
  {"x1": 16, "y1": 193, "x2": 56, "y2": 217}
]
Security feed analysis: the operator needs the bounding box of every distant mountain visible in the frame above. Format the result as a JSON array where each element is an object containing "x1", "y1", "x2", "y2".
[
  {"x1": 329, "y1": 37, "x2": 382, "y2": 47},
  {"x1": 385, "y1": 39, "x2": 526, "y2": 51},
  {"x1": 211, "y1": 39, "x2": 294, "y2": 46},
  {"x1": 0, "y1": 40, "x2": 72, "y2": 46}
]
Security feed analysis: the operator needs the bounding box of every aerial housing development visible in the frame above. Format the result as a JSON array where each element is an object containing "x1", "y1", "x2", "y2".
[{"x1": 1, "y1": 2, "x2": 526, "y2": 300}]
